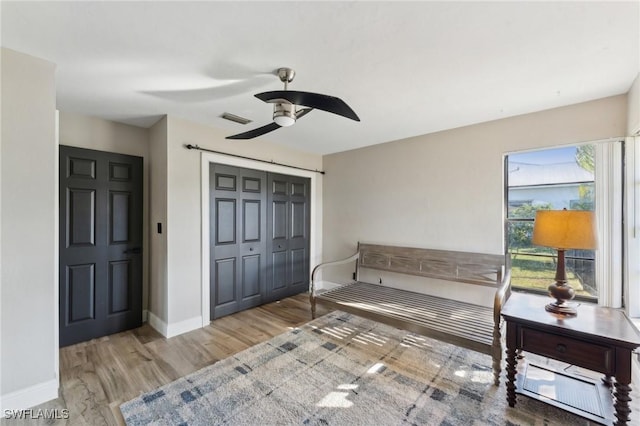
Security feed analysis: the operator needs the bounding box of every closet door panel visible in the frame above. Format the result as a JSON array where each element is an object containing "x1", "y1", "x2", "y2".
[
  {"x1": 266, "y1": 173, "x2": 310, "y2": 301},
  {"x1": 210, "y1": 165, "x2": 267, "y2": 318}
]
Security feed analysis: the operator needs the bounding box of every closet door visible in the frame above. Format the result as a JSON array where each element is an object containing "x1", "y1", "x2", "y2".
[
  {"x1": 210, "y1": 164, "x2": 267, "y2": 319},
  {"x1": 266, "y1": 173, "x2": 311, "y2": 301}
]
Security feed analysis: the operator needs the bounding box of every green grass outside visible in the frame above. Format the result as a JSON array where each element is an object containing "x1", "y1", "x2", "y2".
[{"x1": 510, "y1": 252, "x2": 594, "y2": 298}]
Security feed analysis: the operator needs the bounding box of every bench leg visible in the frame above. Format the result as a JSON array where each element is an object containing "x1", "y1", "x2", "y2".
[
  {"x1": 492, "y1": 327, "x2": 502, "y2": 386},
  {"x1": 491, "y1": 348, "x2": 501, "y2": 386},
  {"x1": 310, "y1": 293, "x2": 316, "y2": 319}
]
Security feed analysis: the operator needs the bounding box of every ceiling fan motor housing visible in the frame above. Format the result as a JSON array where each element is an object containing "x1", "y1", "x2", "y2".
[{"x1": 273, "y1": 103, "x2": 296, "y2": 127}]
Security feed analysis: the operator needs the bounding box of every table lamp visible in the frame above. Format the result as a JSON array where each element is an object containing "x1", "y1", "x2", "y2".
[{"x1": 532, "y1": 209, "x2": 598, "y2": 316}]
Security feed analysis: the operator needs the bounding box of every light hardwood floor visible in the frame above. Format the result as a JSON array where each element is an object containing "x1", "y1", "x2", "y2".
[
  {"x1": 6, "y1": 293, "x2": 328, "y2": 426},
  {"x1": 6, "y1": 295, "x2": 640, "y2": 425}
]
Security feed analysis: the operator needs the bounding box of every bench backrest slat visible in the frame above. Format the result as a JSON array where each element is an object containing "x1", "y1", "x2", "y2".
[{"x1": 358, "y1": 243, "x2": 505, "y2": 287}]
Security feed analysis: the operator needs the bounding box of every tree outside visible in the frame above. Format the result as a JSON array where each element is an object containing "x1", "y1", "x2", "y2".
[{"x1": 508, "y1": 202, "x2": 551, "y2": 256}]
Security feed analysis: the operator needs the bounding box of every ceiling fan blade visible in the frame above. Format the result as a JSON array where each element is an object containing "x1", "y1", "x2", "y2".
[
  {"x1": 296, "y1": 108, "x2": 313, "y2": 119},
  {"x1": 226, "y1": 122, "x2": 281, "y2": 140},
  {"x1": 255, "y1": 91, "x2": 360, "y2": 121}
]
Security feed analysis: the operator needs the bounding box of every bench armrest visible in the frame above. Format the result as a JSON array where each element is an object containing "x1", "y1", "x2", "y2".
[
  {"x1": 310, "y1": 251, "x2": 360, "y2": 296},
  {"x1": 493, "y1": 265, "x2": 512, "y2": 325}
]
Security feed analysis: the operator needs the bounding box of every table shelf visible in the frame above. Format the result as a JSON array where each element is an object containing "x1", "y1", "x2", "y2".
[{"x1": 516, "y1": 362, "x2": 614, "y2": 425}]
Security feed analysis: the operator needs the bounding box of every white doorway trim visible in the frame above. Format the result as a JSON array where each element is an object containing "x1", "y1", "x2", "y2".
[{"x1": 200, "y1": 152, "x2": 322, "y2": 326}]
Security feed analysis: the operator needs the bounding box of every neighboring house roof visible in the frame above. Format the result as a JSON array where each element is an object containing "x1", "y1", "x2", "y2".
[{"x1": 509, "y1": 161, "x2": 594, "y2": 187}]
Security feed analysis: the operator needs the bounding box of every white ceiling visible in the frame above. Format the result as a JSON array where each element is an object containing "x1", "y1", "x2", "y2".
[{"x1": 2, "y1": 1, "x2": 638, "y2": 155}]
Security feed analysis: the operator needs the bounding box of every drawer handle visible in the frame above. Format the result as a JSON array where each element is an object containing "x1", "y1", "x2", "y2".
[{"x1": 556, "y1": 344, "x2": 567, "y2": 353}]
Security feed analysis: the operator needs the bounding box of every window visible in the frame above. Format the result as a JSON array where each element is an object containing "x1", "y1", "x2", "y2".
[
  {"x1": 625, "y1": 136, "x2": 640, "y2": 318},
  {"x1": 505, "y1": 145, "x2": 597, "y2": 301}
]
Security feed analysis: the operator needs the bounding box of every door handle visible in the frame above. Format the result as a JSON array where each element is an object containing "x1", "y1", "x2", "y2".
[{"x1": 124, "y1": 247, "x2": 142, "y2": 255}]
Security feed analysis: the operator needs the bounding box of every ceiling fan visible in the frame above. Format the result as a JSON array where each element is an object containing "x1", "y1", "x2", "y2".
[{"x1": 226, "y1": 67, "x2": 360, "y2": 140}]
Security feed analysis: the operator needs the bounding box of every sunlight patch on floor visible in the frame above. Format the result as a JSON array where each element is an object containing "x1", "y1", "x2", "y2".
[
  {"x1": 337, "y1": 384, "x2": 358, "y2": 390},
  {"x1": 316, "y1": 392, "x2": 353, "y2": 408},
  {"x1": 454, "y1": 366, "x2": 492, "y2": 383},
  {"x1": 316, "y1": 326, "x2": 354, "y2": 340},
  {"x1": 471, "y1": 370, "x2": 493, "y2": 383},
  {"x1": 401, "y1": 335, "x2": 434, "y2": 349},
  {"x1": 367, "y1": 362, "x2": 385, "y2": 374},
  {"x1": 353, "y1": 332, "x2": 386, "y2": 346},
  {"x1": 316, "y1": 384, "x2": 359, "y2": 408}
]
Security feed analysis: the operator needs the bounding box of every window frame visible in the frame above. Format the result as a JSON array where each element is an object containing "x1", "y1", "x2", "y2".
[
  {"x1": 504, "y1": 140, "x2": 624, "y2": 306},
  {"x1": 624, "y1": 136, "x2": 639, "y2": 319}
]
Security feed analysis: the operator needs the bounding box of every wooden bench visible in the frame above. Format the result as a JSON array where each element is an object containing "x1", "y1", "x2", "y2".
[{"x1": 310, "y1": 243, "x2": 511, "y2": 385}]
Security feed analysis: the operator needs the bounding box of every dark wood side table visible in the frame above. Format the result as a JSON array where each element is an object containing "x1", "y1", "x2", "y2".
[{"x1": 502, "y1": 293, "x2": 640, "y2": 426}]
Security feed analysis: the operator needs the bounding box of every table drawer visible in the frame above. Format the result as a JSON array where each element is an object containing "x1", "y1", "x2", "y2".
[{"x1": 520, "y1": 327, "x2": 613, "y2": 374}]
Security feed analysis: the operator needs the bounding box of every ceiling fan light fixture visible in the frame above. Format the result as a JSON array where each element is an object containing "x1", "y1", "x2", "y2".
[{"x1": 273, "y1": 103, "x2": 296, "y2": 127}]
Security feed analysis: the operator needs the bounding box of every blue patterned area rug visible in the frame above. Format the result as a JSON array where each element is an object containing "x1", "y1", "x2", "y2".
[{"x1": 120, "y1": 311, "x2": 589, "y2": 425}]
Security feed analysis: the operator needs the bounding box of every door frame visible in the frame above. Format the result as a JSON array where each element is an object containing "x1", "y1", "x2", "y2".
[{"x1": 200, "y1": 152, "x2": 321, "y2": 325}]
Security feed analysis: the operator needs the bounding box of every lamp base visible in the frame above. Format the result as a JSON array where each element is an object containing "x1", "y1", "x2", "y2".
[
  {"x1": 545, "y1": 301, "x2": 577, "y2": 316},
  {"x1": 546, "y1": 281, "x2": 577, "y2": 317}
]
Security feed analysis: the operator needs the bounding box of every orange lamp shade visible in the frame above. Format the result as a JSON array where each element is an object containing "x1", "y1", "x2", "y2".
[{"x1": 532, "y1": 210, "x2": 598, "y2": 250}]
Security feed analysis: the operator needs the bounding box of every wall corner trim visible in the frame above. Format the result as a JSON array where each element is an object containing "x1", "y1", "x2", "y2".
[
  {"x1": 147, "y1": 311, "x2": 168, "y2": 336},
  {"x1": 0, "y1": 378, "x2": 59, "y2": 411},
  {"x1": 165, "y1": 316, "x2": 204, "y2": 338},
  {"x1": 147, "y1": 312, "x2": 203, "y2": 339}
]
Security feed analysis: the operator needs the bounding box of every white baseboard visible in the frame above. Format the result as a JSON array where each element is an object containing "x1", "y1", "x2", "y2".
[
  {"x1": 166, "y1": 315, "x2": 203, "y2": 338},
  {"x1": 147, "y1": 311, "x2": 168, "y2": 336},
  {"x1": 142, "y1": 309, "x2": 148, "y2": 323},
  {"x1": 147, "y1": 312, "x2": 202, "y2": 338},
  {"x1": 0, "y1": 378, "x2": 59, "y2": 411}
]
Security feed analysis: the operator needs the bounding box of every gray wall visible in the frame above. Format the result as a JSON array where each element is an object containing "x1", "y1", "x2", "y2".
[
  {"x1": 1, "y1": 48, "x2": 57, "y2": 409},
  {"x1": 322, "y1": 95, "x2": 627, "y2": 300},
  {"x1": 149, "y1": 117, "x2": 169, "y2": 327}
]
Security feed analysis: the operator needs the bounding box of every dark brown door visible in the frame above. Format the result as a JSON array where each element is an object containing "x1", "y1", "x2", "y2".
[
  {"x1": 210, "y1": 164, "x2": 267, "y2": 319},
  {"x1": 59, "y1": 146, "x2": 143, "y2": 347},
  {"x1": 266, "y1": 173, "x2": 311, "y2": 301}
]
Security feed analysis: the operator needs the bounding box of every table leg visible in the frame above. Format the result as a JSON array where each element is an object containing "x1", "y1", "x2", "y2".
[
  {"x1": 614, "y1": 348, "x2": 633, "y2": 426},
  {"x1": 505, "y1": 323, "x2": 517, "y2": 407},
  {"x1": 614, "y1": 381, "x2": 631, "y2": 425}
]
